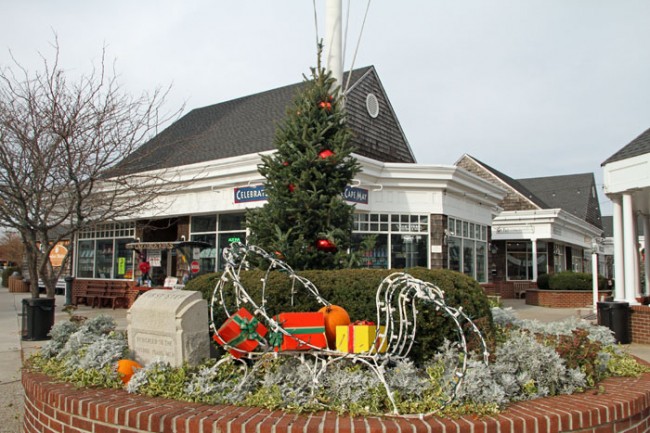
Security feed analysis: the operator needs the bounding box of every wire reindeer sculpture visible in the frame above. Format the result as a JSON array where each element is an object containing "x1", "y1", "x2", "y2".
[{"x1": 209, "y1": 243, "x2": 489, "y2": 415}]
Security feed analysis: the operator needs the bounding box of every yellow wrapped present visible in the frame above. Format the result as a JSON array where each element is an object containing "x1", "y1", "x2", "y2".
[{"x1": 336, "y1": 321, "x2": 387, "y2": 353}]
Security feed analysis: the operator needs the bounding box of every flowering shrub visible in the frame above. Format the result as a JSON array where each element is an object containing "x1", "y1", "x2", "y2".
[{"x1": 28, "y1": 308, "x2": 650, "y2": 417}]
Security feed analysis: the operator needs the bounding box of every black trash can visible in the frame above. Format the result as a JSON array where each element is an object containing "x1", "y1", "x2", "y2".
[
  {"x1": 64, "y1": 276, "x2": 74, "y2": 306},
  {"x1": 21, "y1": 298, "x2": 55, "y2": 341},
  {"x1": 597, "y1": 301, "x2": 630, "y2": 344}
]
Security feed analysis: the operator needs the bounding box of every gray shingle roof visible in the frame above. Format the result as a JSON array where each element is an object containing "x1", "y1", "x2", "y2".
[
  {"x1": 518, "y1": 173, "x2": 602, "y2": 229},
  {"x1": 602, "y1": 127, "x2": 650, "y2": 165},
  {"x1": 461, "y1": 155, "x2": 603, "y2": 229},
  {"x1": 115, "y1": 66, "x2": 415, "y2": 174},
  {"x1": 601, "y1": 215, "x2": 613, "y2": 237}
]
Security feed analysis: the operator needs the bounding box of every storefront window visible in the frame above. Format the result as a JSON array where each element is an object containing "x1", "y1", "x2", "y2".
[
  {"x1": 113, "y1": 239, "x2": 134, "y2": 280},
  {"x1": 219, "y1": 213, "x2": 246, "y2": 231},
  {"x1": 192, "y1": 215, "x2": 217, "y2": 232},
  {"x1": 77, "y1": 240, "x2": 95, "y2": 278},
  {"x1": 218, "y1": 232, "x2": 246, "y2": 270},
  {"x1": 572, "y1": 247, "x2": 582, "y2": 272},
  {"x1": 447, "y1": 217, "x2": 488, "y2": 282},
  {"x1": 553, "y1": 244, "x2": 565, "y2": 273},
  {"x1": 391, "y1": 234, "x2": 427, "y2": 268},
  {"x1": 448, "y1": 236, "x2": 461, "y2": 272},
  {"x1": 506, "y1": 241, "x2": 530, "y2": 281},
  {"x1": 476, "y1": 242, "x2": 487, "y2": 282},
  {"x1": 95, "y1": 240, "x2": 114, "y2": 278},
  {"x1": 350, "y1": 233, "x2": 388, "y2": 268},
  {"x1": 506, "y1": 240, "x2": 550, "y2": 281},
  {"x1": 463, "y1": 240, "x2": 475, "y2": 276},
  {"x1": 190, "y1": 233, "x2": 216, "y2": 273},
  {"x1": 190, "y1": 213, "x2": 247, "y2": 272},
  {"x1": 352, "y1": 213, "x2": 428, "y2": 269},
  {"x1": 75, "y1": 222, "x2": 136, "y2": 279}
]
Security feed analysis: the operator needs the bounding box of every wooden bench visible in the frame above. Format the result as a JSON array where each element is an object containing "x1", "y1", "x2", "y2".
[
  {"x1": 86, "y1": 281, "x2": 108, "y2": 308},
  {"x1": 513, "y1": 281, "x2": 529, "y2": 299},
  {"x1": 103, "y1": 284, "x2": 131, "y2": 309},
  {"x1": 72, "y1": 279, "x2": 138, "y2": 308}
]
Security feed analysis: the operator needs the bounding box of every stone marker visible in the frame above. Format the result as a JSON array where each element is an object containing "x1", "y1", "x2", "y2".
[{"x1": 127, "y1": 289, "x2": 209, "y2": 367}]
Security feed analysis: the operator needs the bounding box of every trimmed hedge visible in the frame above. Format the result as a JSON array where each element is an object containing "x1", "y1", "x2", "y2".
[
  {"x1": 186, "y1": 268, "x2": 495, "y2": 365},
  {"x1": 536, "y1": 273, "x2": 550, "y2": 290},
  {"x1": 538, "y1": 271, "x2": 608, "y2": 291}
]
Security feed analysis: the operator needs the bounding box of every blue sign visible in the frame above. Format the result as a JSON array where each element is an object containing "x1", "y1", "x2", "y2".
[
  {"x1": 234, "y1": 185, "x2": 268, "y2": 203},
  {"x1": 234, "y1": 184, "x2": 369, "y2": 204},
  {"x1": 344, "y1": 186, "x2": 369, "y2": 204}
]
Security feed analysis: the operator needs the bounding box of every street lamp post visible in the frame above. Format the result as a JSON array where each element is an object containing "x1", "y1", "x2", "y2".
[{"x1": 592, "y1": 240, "x2": 599, "y2": 313}]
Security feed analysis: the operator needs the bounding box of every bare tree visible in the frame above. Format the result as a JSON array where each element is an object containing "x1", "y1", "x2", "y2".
[
  {"x1": 0, "y1": 40, "x2": 182, "y2": 298},
  {"x1": 0, "y1": 231, "x2": 24, "y2": 267}
]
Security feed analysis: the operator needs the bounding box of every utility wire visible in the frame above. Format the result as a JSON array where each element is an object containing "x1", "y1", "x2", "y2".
[
  {"x1": 312, "y1": 0, "x2": 320, "y2": 52},
  {"x1": 343, "y1": 0, "x2": 372, "y2": 95}
]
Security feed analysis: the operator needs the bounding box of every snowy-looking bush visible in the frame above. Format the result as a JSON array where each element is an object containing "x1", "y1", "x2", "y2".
[{"x1": 28, "y1": 308, "x2": 648, "y2": 416}]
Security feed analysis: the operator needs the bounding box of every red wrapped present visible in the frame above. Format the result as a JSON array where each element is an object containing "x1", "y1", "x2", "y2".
[
  {"x1": 213, "y1": 307, "x2": 268, "y2": 358},
  {"x1": 272, "y1": 312, "x2": 327, "y2": 351}
]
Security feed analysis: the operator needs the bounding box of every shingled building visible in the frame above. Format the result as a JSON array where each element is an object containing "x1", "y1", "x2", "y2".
[
  {"x1": 456, "y1": 155, "x2": 604, "y2": 286},
  {"x1": 73, "y1": 67, "x2": 505, "y2": 287}
]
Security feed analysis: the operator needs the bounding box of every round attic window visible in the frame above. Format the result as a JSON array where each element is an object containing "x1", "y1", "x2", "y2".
[{"x1": 365, "y1": 93, "x2": 379, "y2": 118}]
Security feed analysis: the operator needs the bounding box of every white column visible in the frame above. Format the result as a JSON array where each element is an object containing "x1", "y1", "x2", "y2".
[
  {"x1": 325, "y1": 0, "x2": 343, "y2": 89},
  {"x1": 531, "y1": 239, "x2": 538, "y2": 282},
  {"x1": 612, "y1": 196, "x2": 626, "y2": 301},
  {"x1": 644, "y1": 216, "x2": 650, "y2": 297},
  {"x1": 622, "y1": 193, "x2": 639, "y2": 304}
]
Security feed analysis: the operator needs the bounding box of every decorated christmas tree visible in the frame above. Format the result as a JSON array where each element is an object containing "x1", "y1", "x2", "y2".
[{"x1": 247, "y1": 58, "x2": 361, "y2": 270}]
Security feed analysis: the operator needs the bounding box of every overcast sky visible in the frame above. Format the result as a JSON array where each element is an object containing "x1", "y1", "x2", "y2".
[{"x1": 3, "y1": 1, "x2": 650, "y2": 215}]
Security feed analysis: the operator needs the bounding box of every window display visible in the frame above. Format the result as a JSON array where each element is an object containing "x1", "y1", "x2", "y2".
[
  {"x1": 352, "y1": 213, "x2": 429, "y2": 269},
  {"x1": 447, "y1": 217, "x2": 488, "y2": 283},
  {"x1": 190, "y1": 213, "x2": 247, "y2": 272},
  {"x1": 75, "y1": 223, "x2": 136, "y2": 279}
]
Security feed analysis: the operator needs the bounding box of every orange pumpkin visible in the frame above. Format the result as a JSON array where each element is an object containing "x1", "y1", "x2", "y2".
[
  {"x1": 319, "y1": 305, "x2": 351, "y2": 349},
  {"x1": 116, "y1": 359, "x2": 142, "y2": 384}
]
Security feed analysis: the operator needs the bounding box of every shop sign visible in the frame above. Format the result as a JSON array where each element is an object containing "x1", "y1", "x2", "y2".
[
  {"x1": 343, "y1": 186, "x2": 369, "y2": 204},
  {"x1": 234, "y1": 184, "x2": 369, "y2": 204},
  {"x1": 234, "y1": 185, "x2": 268, "y2": 203},
  {"x1": 49, "y1": 243, "x2": 68, "y2": 267},
  {"x1": 118, "y1": 257, "x2": 126, "y2": 275},
  {"x1": 148, "y1": 250, "x2": 162, "y2": 267}
]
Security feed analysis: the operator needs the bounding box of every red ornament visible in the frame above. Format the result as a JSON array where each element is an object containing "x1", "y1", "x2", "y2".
[
  {"x1": 282, "y1": 161, "x2": 289, "y2": 166},
  {"x1": 319, "y1": 149, "x2": 335, "y2": 159},
  {"x1": 316, "y1": 239, "x2": 337, "y2": 253},
  {"x1": 319, "y1": 101, "x2": 332, "y2": 111},
  {"x1": 288, "y1": 184, "x2": 296, "y2": 192}
]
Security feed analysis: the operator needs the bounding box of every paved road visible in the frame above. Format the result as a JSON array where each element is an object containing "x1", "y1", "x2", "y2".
[{"x1": 1, "y1": 289, "x2": 649, "y2": 432}]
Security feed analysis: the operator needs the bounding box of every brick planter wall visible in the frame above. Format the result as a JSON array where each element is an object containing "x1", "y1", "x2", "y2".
[
  {"x1": 526, "y1": 289, "x2": 612, "y2": 308},
  {"x1": 631, "y1": 305, "x2": 650, "y2": 344},
  {"x1": 22, "y1": 369, "x2": 650, "y2": 433}
]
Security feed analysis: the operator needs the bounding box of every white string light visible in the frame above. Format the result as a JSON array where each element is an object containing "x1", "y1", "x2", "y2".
[{"x1": 209, "y1": 243, "x2": 489, "y2": 415}]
